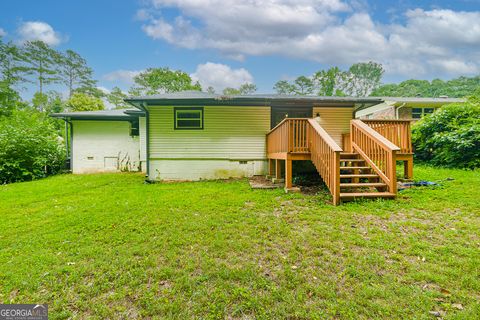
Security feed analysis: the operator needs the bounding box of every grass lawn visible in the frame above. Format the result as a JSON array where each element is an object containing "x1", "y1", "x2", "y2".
[{"x1": 0, "y1": 165, "x2": 479, "y2": 319}]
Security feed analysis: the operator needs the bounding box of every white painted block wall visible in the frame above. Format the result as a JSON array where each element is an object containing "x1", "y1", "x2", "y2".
[{"x1": 71, "y1": 121, "x2": 141, "y2": 173}]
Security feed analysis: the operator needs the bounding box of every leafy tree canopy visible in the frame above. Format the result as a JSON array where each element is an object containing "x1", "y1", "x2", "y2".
[
  {"x1": 66, "y1": 92, "x2": 104, "y2": 112},
  {"x1": 371, "y1": 76, "x2": 480, "y2": 98},
  {"x1": 273, "y1": 61, "x2": 383, "y2": 97},
  {"x1": 0, "y1": 110, "x2": 66, "y2": 183},
  {"x1": 412, "y1": 88, "x2": 480, "y2": 169},
  {"x1": 129, "y1": 67, "x2": 202, "y2": 96},
  {"x1": 107, "y1": 86, "x2": 129, "y2": 109},
  {"x1": 222, "y1": 83, "x2": 257, "y2": 95},
  {"x1": 57, "y1": 49, "x2": 96, "y2": 98}
]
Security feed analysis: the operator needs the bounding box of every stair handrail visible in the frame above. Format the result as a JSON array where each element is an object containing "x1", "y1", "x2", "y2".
[
  {"x1": 350, "y1": 119, "x2": 400, "y2": 193},
  {"x1": 361, "y1": 119, "x2": 412, "y2": 154},
  {"x1": 308, "y1": 119, "x2": 342, "y2": 205},
  {"x1": 267, "y1": 118, "x2": 310, "y2": 154}
]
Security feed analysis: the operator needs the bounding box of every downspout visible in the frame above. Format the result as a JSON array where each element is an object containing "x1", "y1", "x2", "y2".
[
  {"x1": 63, "y1": 117, "x2": 73, "y2": 171},
  {"x1": 144, "y1": 102, "x2": 150, "y2": 179},
  {"x1": 395, "y1": 103, "x2": 407, "y2": 119}
]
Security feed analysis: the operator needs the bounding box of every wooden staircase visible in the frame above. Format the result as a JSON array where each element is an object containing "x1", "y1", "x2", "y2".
[
  {"x1": 338, "y1": 152, "x2": 395, "y2": 201},
  {"x1": 267, "y1": 118, "x2": 408, "y2": 205}
]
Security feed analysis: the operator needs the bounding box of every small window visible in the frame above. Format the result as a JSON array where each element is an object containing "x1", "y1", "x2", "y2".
[
  {"x1": 174, "y1": 107, "x2": 204, "y2": 130},
  {"x1": 412, "y1": 107, "x2": 435, "y2": 119},
  {"x1": 130, "y1": 119, "x2": 139, "y2": 136},
  {"x1": 412, "y1": 108, "x2": 422, "y2": 119}
]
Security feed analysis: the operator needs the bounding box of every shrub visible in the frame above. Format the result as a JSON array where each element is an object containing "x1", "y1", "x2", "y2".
[
  {"x1": 412, "y1": 91, "x2": 480, "y2": 169},
  {"x1": 0, "y1": 110, "x2": 66, "y2": 184}
]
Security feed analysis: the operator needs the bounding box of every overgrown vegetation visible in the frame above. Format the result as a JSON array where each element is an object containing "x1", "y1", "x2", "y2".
[
  {"x1": 413, "y1": 90, "x2": 480, "y2": 169},
  {"x1": 371, "y1": 76, "x2": 480, "y2": 98},
  {"x1": 0, "y1": 110, "x2": 65, "y2": 184},
  {"x1": 0, "y1": 167, "x2": 479, "y2": 318}
]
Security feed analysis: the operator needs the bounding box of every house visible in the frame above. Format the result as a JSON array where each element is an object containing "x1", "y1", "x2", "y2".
[
  {"x1": 356, "y1": 96, "x2": 464, "y2": 120},
  {"x1": 51, "y1": 109, "x2": 146, "y2": 173},
  {"x1": 52, "y1": 92, "x2": 432, "y2": 205}
]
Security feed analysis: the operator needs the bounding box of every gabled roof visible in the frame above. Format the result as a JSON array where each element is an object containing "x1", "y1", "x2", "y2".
[{"x1": 50, "y1": 108, "x2": 145, "y2": 120}]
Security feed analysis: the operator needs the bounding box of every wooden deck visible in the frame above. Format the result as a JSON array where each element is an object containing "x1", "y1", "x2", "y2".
[{"x1": 266, "y1": 118, "x2": 413, "y2": 205}]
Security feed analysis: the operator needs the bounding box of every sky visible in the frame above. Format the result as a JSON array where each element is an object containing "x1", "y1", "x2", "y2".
[{"x1": 1, "y1": 0, "x2": 480, "y2": 96}]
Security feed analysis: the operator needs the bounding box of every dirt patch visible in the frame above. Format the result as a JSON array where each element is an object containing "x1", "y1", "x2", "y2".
[{"x1": 249, "y1": 176, "x2": 283, "y2": 189}]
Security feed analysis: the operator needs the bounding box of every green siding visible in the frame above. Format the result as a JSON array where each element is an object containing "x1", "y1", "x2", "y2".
[{"x1": 148, "y1": 106, "x2": 270, "y2": 159}]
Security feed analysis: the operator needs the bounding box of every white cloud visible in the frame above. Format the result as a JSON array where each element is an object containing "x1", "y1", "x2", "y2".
[
  {"x1": 190, "y1": 62, "x2": 254, "y2": 92},
  {"x1": 103, "y1": 69, "x2": 143, "y2": 83},
  {"x1": 139, "y1": 1, "x2": 480, "y2": 77},
  {"x1": 0, "y1": 28, "x2": 6, "y2": 37},
  {"x1": 17, "y1": 21, "x2": 64, "y2": 46}
]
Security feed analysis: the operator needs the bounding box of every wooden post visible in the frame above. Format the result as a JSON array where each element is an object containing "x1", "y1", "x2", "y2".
[
  {"x1": 333, "y1": 151, "x2": 340, "y2": 205},
  {"x1": 285, "y1": 159, "x2": 292, "y2": 189},
  {"x1": 390, "y1": 151, "x2": 397, "y2": 194},
  {"x1": 404, "y1": 158, "x2": 413, "y2": 179},
  {"x1": 268, "y1": 159, "x2": 275, "y2": 177},
  {"x1": 275, "y1": 159, "x2": 282, "y2": 179}
]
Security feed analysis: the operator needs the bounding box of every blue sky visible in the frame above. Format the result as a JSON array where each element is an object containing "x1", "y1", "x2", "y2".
[{"x1": 1, "y1": 0, "x2": 480, "y2": 96}]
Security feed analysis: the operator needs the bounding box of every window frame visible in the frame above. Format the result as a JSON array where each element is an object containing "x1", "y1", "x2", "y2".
[
  {"x1": 174, "y1": 107, "x2": 204, "y2": 130},
  {"x1": 411, "y1": 107, "x2": 435, "y2": 119}
]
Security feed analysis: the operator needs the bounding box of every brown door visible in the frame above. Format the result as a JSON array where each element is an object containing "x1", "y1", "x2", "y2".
[{"x1": 271, "y1": 106, "x2": 313, "y2": 128}]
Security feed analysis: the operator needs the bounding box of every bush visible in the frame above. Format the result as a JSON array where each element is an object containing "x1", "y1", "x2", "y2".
[
  {"x1": 0, "y1": 110, "x2": 66, "y2": 184},
  {"x1": 412, "y1": 91, "x2": 480, "y2": 169}
]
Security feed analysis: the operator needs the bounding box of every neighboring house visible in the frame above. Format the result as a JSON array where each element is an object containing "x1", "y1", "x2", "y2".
[
  {"x1": 356, "y1": 97, "x2": 464, "y2": 120},
  {"x1": 51, "y1": 109, "x2": 146, "y2": 173},
  {"x1": 52, "y1": 92, "x2": 429, "y2": 204}
]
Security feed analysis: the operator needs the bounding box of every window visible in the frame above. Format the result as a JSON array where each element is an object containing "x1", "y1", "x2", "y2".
[
  {"x1": 130, "y1": 119, "x2": 139, "y2": 136},
  {"x1": 174, "y1": 107, "x2": 204, "y2": 130},
  {"x1": 412, "y1": 107, "x2": 435, "y2": 119}
]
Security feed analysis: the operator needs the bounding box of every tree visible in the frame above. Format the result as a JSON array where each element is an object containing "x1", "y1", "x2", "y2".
[
  {"x1": 412, "y1": 89, "x2": 480, "y2": 169},
  {"x1": 66, "y1": 92, "x2": 104, "y2": 112},
  {"x1": 0, "y1": 110, "x2": 66, "y2": 183},
  {"x1": 32, "y1": 92, "x2": 48, "y2": 112},
  {"x1": 222, "y1": 83, "x2": 257, "y2": 95},
  {"x1": 293, "y1": 76, "x2": 314, "y2": 95},
  {"x1": 107, "y1": 87, "x2": 128, "y2": 109},
  {"x1": 0, "y1": 39, "x2": 29, "y2": 114},
  {"x1": 129, "y1": 67, "x2": 202, "y2": 96},
  {"x1": 313, "y1": 67, "x2": 346, "y2": 96},
  {"x1": 371, "y1": 76, "x2": 480, "y2": 98},
  {"x1": 273, "y1": 80, "x2": 296, "y2": 95},
  {"x1": 206, "y1": 86, "x2": 216, "y2": 94},
  {"x1": 342, "y1": 61, "x2": 384, "y2": 96},
  {"x1": 23, "y1": 41, "x2": 60, "y2": 97},
  {"x1": 57, "y1": 49, "x2": 96, "y2": 97}
]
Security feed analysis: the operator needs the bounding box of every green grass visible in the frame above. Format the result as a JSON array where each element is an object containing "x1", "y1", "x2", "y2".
[{"x1": 0, "y1": 166, "x2": 479, "y2": 319}]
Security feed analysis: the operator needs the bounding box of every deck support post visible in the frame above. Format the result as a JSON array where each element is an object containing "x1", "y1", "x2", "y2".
[
  {"x1": 285, "y1": 159, "x2": 293, "y2": 189},
  {"x1": 403, "y1": 158, "x2": 413, "y2": 179},
  {"x1": 275, "y1": 159, "x2": 282, "y2": 179},
  {"x1": 268, "y1": 159, "x2": 275, "y2": 177}
]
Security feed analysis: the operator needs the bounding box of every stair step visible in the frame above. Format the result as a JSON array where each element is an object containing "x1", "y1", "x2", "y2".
[
  {"x1": 340, "y1": 174, "x2": 378, "y2": 178},
  {"x1": 340, "y1": 166, "x2": 370, "y2": 170},
  {"x1": 340, "y1": 159, "x2": 364, "y2": 162},
  {"x1": 340, "y1": 153, "x2": 358, "y2": 159},
  {"x1": 340, "y1": 192, "x2": 396, "y2": 199},
  {"x1": 340, "y1": 182, "x2": 386, "y2": 188}
]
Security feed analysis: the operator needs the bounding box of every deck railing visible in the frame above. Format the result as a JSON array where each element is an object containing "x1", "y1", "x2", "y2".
[
  {"x1": 361, "y1": 120, "x2": 412, "y2": 154},
  {"x1": 351, "y1": 120, "x2": 400, "y2": 193},
  {"x1": 267, "y1": 118, "x2": 310, "y2": 154},
  {"x1": 308, "y1": 119, "x2": 342, "y2": 205}
]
